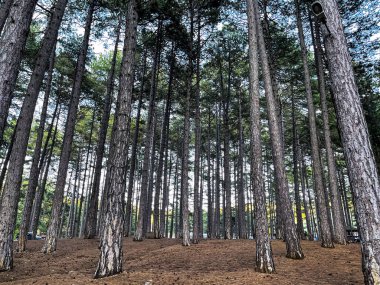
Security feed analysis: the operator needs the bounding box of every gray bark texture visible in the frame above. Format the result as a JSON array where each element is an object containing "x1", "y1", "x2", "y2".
[
  {"x1": 0, "y1": 0, "x2": 38, "y2": 145},
  {"x1": 320, "y1": 0, "x2": 380, "y2": 283},
  {"x1": 84, "y1": 16, "x2": 121, "y2": 239},
  {"x1": 94, "y1": 0, "x2": 137, "y2": 278},
  {"x1": 253, "y1": 0, "x2": 304, "y2": 259},
  {"x1": 42, "y1": 0, "x2": 94, "y2": 254},
  {"x1": 295, "y1": 0, "x2": 333, "y2": 248},
  {"x1": 246, "y1": 0, "x2": 275, "y2": 272},
  {"x1": 313, "y1": 19, "x2": 347, "y2": 245},
  {"x1": 0, "y1": 0, "x2": 13, "y2": 34},
  {"x1": 133, "y1": 23, "x2": 161, "y2": 242},
  {"x1": 0, "y1": 0, "x2": 67, "y2": 270}
]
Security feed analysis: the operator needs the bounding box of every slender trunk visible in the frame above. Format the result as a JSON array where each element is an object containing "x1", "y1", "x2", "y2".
[
  {"x1": 247, "y1": 0, "x2": 275, "y2": 272},
  {"x1": 30, "y1": 107, "x2": 60, "y2": 238},
  {"x1": 0, "y1": 0, "x2": 68, "y2": 269},
  {"x1": 134, "y1": 22, "x2": 162, "y2": 241},
  {"x1": 222, "y1": 55, "x2": 232, "y2": 240},
  {"x1": 18, "y1": 47, "x2": 56, "y2": 252},
  {"x1": 213, "y1": 106, "x2": 221, "y2": 239},
  {"x1": 159, "y1": 139, "x2": 170, "y2": 237},
  {"x1": 157, "y1": 46, "x2": 175, "y2": 238},
  {"x1": 42, "y1": 1, "x2": 95, "y2": 254},
  {"x1": 145, "y1": 114, "x2": 157, "y2": 235},
  {"x1": 253, "y1": 0, "x2": 304, "y2": 259},
  {"x1": 237, "y1": 92, "x2": 247, "y2": 239},
  {"x1": 291, "y1": 91, "x2": 304, "y2": 239},
  {"x1": 319, "y1": 0, "x2": 380, "y2": 282},
  {"x1": 94, "y1": 0, "x2": 137, "y2": 277},
  {"x1": 295, "y1": 0, "x2": 333, "y2": 248},
  {"x1": 0, "y1": 0, "x2": 38, "y2": 143},
  {"x1": 207, "y1": 108, "x2": 213, "y2": 238},
  {"x1": 124, "y1": 48, "x2": 147, "y2": 237},
  {"x1": 192, "y1": 10, "x2": 202, "y2": 244},
  {"x1": 68, "y1": 154, "x2": 81, "y2": 238},
  {"x1": 299, "y1": 143, "x2": 313, "y2": 241},
  {"x1": 0, "y1": 0, "x2": 14, "y2": 34},
  {"x1": 84, "y1": 16, "x2": 121, "y2": 239},
  {"x1": 311, "y1": 17, "x2": 347, "y2": 245}
]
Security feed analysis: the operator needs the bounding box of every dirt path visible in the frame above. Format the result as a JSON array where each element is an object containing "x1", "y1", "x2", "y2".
[{"x1": 0, "y1": 238, "x2": 362, "y2": 284}]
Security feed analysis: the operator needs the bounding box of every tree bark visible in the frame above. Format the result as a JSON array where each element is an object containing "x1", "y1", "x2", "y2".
[
  {"x1": 84, "y1": 17, "x2": 121, "y2": 239},
  {"x1": 30, "y1": 105, "x2": 60, "y2": 238},
  {"x1": 134, "y1": 22, "x2": 162, "y2": 241},
  {"x1": 246, "y1": 0, "x2": 276, "y2": 272},
  {"x1": 319, "y1": 0, "x2": 380, "y2": 282},
  {"x1": 43, "y1": 0, "x2": 94, "y2": 254},
  {"x1": 0, "y1": 0, "x2": 38, "y2": 144},
  {"x1": 154, "y1": 44, "x2": 174, "y2": 239},
  {"x1": 0, "y1": 0, "x2": 13, "y2": 34},
  {"x1": 124, "y1": 47, "x2": 147, "y2": 237},
  {"x1": 311, "y1": 18, "x2": 347, "y2": 245},
  {"x1": 253, "y1": 0, "x2": 304, "y2": 259},
  {"x1": 295, "y1": 0, "x2": 333, "y2": 248},
  {"x1": 0, "y1": 0, "x2": 68, "y2": 270},
  {"x1": 291, "y1": 91, "x2": 304, "y2": 239},
  {"x1": 18, "y1": 47, "x2": 56, "y2": 252},
  {"x1": 237, "y1": 92, "x2": 247, "y2": 239},
  {"x1": 94, "y1": 0, "x2": 137, "y2": 278}
]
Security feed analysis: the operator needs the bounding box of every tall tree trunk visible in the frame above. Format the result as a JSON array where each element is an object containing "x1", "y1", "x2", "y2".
[
  {"x1": 207, "y1": 108, "x2": 213, "y2": 238},
  {"x1": 124, "y1": 48, "x2": 147, "y2": 237},
  {"x1": 237, "y1": 92, "x2": 247, "y2": 239},
  {"x1": 134, "y1": 22, "x2": 162, "y2": 241},
  {"x1": 311, "y1": 18, "x2": 347, "y2": 245},
  {"x1": 84, "y1": 16, "x2": 121, "y2": 239},
  {"x1": 299, "y1": 142, "x2": 313, "y2": 241},
  {"x1": 0, "y1": 0, "x2": 68, "y2": 269},
  {"x1": 247, "y1": 0, "x2": 275, "y2": 272},
  {"x1": 160, "y1": 137, "x2": 171, "y2": 237},
  {"x1": 295, "y1": 0, "x2": 333, "y2": 248},
  {"x1": 30, "y1": 106, "x2": 60, "y2": 238},
  {"x1": 213, "y1": 105, "x2": 221, "y2": 239},
  {"x1": 18, "y1": 47, "x2": 56, "y2": 252},
  {"x1": 291, "y1": 91, "x2": 304, "y2": 239},
  {"x1": 43, "y1": 0, "x2": 95, "y2": 253},
  {"x1": 0, "y1": 0, "x2": 38, "y2": 144},
  {"x1": 154, "y1": 45, "x2": 174, "y2": 239},
  {"x1": 222, "y1": 55, "x2": 232, "y2": 240},
  {"x1": 68, "y1": 153, "x2": 81, "y2": 238},
  {"x1": 253, "y1": 0, "x2": 304, "y2": 259},
  {"x1": 319, "y1": 0, "x2": 380, "y2": 282},
  {"x1": 94, "y1": 0, "x2": 137, "y2": 278},
  {"x1": 0, "y1": 0, "x2": 14, "y2": 34},
  {"x1": 145, "y1": 113, "x2": 157, "y2": 234},
  {"x1": 192, "y1": 9, "x2": 202, "y2": 244}
]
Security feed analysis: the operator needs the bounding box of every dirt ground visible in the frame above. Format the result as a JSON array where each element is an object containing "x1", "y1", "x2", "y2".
[{"x1": 0, "y1": 238, "x2": 362, "y2": 285}]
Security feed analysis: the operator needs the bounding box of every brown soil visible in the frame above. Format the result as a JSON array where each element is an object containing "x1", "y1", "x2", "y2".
[{"x1": 0, "y1": 238, "x2": 362, "y2": 285}]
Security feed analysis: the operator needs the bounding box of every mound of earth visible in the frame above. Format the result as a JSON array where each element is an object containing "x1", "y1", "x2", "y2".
[{"x1": 0, "y1": 238, "x2": 362, "y2": 284}]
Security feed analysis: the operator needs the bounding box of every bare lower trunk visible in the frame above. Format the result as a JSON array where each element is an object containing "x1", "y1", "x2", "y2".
[
  {"x1": 319, "y1": 0, "x2": 380, "y2": 283},
  {"x1": 30, "y1": 108, "x2": 60, "y2": 238},
  {"x1": 247, "y1": 0, "x2": 275, "y2": 272},
  {"x1": 253, "y1": 0, "x2": 303, "y2": 259},
  {"x1": 94, "y1": 0, "x2": 137, "y2": 278},
  {"x1": 43, "y1": 0, "x2": 94, "y2": 254},
  {"x1": 0, "y1": 0, "x2": 67, "y2": 270},
  {"x1": 237, "y1": 92, "x2": 247, "y2": 239},
  {"x1": 295, "y1": 0, "x2": 333, "y2": 248},
  {"x1": 18, "y1": 47, "x2": 56, "y2": 252},
  {"x1": 311, "y1": 18, "x2": 347, "y2": 245},
  {"x1": 124, "y1": 48, "x2": 146, "y2": 237}
]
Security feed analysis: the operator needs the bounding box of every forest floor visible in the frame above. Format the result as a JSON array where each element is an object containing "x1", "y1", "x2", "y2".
[{"x1": 0, "y1": 238, "x2": 362, "y2": 285}]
